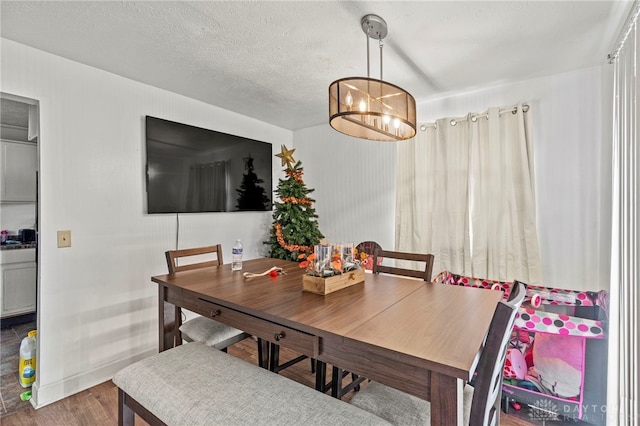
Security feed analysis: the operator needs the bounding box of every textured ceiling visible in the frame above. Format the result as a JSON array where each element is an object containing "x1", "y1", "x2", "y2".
[{"x1": 0, "y1": 1, "x2": 633, "y2": 130}]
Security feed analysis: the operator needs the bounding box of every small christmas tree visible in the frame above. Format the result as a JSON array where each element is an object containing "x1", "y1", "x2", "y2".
[
  {"x1": 265, "y1": 145, "x2": 324, "y2": 261},
  {"x1": 235, "y1": 155, "x2": 271, "y2": 211}
]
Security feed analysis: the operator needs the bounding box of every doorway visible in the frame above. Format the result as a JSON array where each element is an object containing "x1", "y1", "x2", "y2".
[{"x1": 0, "y1": 92, "x2": 40, "y2": 417}]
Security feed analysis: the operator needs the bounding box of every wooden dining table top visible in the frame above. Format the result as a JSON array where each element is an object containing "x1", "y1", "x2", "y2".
[{"x1": 152, "y1": 256, "x2": 502, "y2": 384}]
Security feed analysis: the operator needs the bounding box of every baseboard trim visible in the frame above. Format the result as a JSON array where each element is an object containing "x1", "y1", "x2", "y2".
[{"x1": 31, "y1": 348, "x2": 156, "y2": 409}]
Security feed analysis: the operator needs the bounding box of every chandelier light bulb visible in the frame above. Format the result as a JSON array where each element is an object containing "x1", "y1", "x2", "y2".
[
  {"x1": 393, "y1": 118, "x2": 401, "y2": 129},
  {"x1": 359, "y1": 98, "x2": 367, "y2": 112},
  {"x1": 345, "y1": 91, "x2": 353, "y2": 108},
  {"x1": 383, "y1": 114, "x2": 390, "y2": 124}
]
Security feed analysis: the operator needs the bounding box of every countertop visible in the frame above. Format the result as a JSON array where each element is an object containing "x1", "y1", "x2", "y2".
[{"x1": 0, "y1": 242, "x2": 36, "y2": 250}]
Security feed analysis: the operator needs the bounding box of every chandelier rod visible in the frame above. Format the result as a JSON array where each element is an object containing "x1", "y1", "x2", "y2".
[
  {"x1": 365, "y1": 20, "x2": 386, "y2": 80},
  {"x1": 366, "y1": 27, "x2": 371, "y2": 78},
  {"x1": 379, "y1": 39, "x2": 383, "y2": 80}
]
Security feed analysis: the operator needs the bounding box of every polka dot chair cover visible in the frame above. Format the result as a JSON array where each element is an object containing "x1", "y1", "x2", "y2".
[
  {"x1": 432, "y1": 271, "x2": 607, "y2": 339},
  {"x1": 432, "y1": 271, "x2": 609, "y2": 421}
]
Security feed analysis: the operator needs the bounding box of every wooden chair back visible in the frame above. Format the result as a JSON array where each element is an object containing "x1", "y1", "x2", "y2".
[
  {"x1": 372, "y1": 249, "x2": 435, "y2": 281},
  {"x1": 469, "y1": 281, "x2": 525, "y2": 426},
  {"x1": 165, "y1": 244, "x2": 224, "y2": 273}
]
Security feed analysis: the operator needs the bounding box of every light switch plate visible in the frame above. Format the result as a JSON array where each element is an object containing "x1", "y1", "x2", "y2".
[{"x1": 57, "y1": 230, "x2": 71, "y2": 248}]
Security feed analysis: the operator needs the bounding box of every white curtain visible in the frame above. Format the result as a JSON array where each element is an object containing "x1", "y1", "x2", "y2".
[
  {"x1": 396, "y1": 104, "x2": 542, "y2": 283},
  {"x1": 608, "y1": 2, "x2": 640, "y2": 424}
]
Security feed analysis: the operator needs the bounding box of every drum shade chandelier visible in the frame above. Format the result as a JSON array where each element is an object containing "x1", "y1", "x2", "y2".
[{"x1": 329, "y1": 14, "x2": 416, "y2": 141}]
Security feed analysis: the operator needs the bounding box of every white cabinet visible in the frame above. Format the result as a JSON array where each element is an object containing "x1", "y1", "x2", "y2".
[
  {"x1": 1, "y1": 139, "x2": 37, "y2": 202},
  {"x1": 0, "y1": 249, "x2": 36, "y2": 318}
]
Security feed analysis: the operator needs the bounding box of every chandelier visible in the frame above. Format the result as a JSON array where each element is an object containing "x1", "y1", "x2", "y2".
[{"x1": 329, "y1": 14, "x2": 416, "y2": 141}]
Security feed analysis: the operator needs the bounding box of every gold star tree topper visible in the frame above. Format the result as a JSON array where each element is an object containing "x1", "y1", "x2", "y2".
[{"x1": 276, "y1": 144, "x2": 296, "y2": 169}]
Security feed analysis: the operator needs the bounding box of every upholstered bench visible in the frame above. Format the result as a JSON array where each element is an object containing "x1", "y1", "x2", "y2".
[{"x1": 113, "y1": 341, "x2": 390, "y2": 425}]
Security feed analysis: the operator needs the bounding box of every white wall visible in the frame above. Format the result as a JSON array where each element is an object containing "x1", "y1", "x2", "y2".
[
  {"x1": 295, "y1": 66, "x2": 612, "y2": 292},
  {"x1": 1, "y1": 38, "x2": 291, "y2": 407},
  {"x1": 292, "y1": 126, "x2": 397, "y2": 250}
]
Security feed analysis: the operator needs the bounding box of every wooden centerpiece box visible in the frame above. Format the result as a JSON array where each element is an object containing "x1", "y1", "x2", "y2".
[{"x1": 302, "y1": 268, "x2": 365, "y2": 295}]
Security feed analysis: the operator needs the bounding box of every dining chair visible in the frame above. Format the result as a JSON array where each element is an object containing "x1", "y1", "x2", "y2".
[
  {"x1": 349, "y1": 281, "x2": 526, "y2": 425},
  {"x1": 317, "y1": 248, "x2": 436, "y2": 399},
  {"x1": 372, "y1": 248, "x2": 435, "y2": 281},
  {"x1": 164, "y1": 245, "x2": 254, "y2": 354},
  {"x1": 355, "y1": 240, "x2": 382, "y2": 270}
]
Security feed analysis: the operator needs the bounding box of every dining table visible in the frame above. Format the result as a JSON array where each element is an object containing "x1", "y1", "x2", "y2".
[{"x1": 152, "y1": 257, "x2": 502, "y2": 426}]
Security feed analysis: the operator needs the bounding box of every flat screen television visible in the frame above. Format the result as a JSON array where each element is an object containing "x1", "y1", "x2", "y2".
[{"x1": 145, "y1": 116, "x2": 273, "y2": 214}]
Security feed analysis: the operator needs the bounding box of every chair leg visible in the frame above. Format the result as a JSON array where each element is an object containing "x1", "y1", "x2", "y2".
[
  {"x1": 118, "y1": 389, "x2": 134, "y2": 426},
  {"x1": 330, "y1": 366, "x2": 365, "y2": 399},
  {"x1": 352, "y1": 372, "x2": 361, "y2": 391},
  {"x1": 269, "y1": 342, "x2": 307, "y2": 373}
]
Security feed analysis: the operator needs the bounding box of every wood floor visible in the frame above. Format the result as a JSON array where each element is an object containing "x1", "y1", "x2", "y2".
[{"x1": 1, "y1": 335, "x2": 547, "y2": 425}]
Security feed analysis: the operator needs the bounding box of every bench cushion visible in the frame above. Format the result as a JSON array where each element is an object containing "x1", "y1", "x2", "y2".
[{"x1": 113, "y1": 342, "x2": 390, "y2": 425}]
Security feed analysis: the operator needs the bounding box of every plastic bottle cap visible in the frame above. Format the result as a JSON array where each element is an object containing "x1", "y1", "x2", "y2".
[{"x1": 28, "y1": 330, "x2": 37, "y2": 338}]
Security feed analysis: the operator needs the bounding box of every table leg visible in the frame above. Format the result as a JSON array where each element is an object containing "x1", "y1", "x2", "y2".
[
  {"x1": 315, "y1": 360, "x2": 327, "y2": 393},
  {"x1": 430, "y1": 372, "x2": 463, "y2": 426},
  {"x1": 257, "y1": 338, "x2": 270, "y2": 369},
  {"x1": 269, "y1": 342, "x2": 280, "y2": 371},
  {"x1": 158, "y1": 286, "x2": 180, "y2": 352}
]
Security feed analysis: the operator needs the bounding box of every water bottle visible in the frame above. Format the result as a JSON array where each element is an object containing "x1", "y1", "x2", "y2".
[
  {"x1": 19, "y1": 330, "x2": 37, "y2": 388},
  {"x1": 232, "y1": 239, "x2": 243, "y2": 271}
]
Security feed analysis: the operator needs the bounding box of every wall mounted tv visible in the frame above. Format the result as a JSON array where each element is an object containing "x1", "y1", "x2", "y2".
[{"x1": 145, "y1": 116, "x2": 273, "y2": 214}]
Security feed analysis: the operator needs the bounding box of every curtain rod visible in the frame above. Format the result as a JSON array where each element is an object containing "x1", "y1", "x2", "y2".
[
  {"x1": 419, "y1": 103, "x2": 530, "y2": 130},
  {"x1": 608, "y1": 0, "x2": 640, "y2": 63}
]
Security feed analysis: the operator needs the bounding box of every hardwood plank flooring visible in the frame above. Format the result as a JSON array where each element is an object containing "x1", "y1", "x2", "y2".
[{"x1": 1, "y1": 336, "x2": 551, "y2": 425}]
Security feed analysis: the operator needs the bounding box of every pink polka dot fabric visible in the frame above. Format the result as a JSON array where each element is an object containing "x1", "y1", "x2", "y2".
[
  {"x1": 432, "y1": 271, "x2": 607, "y2": 339},
  {"x1": 514, "y1": 303, "x2": 605, "y2": 339}
]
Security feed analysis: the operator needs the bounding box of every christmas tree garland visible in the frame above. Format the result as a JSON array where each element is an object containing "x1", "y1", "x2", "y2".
[
  {"x1": 286, "y1": 168, "x2": 304, "y2": 183},
  {"x1": 280, "y1": 196, "x2": 312, "y2": 205},
  {"x1": 274, "y1": 222, "x2": 313, "y2": 253}
]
